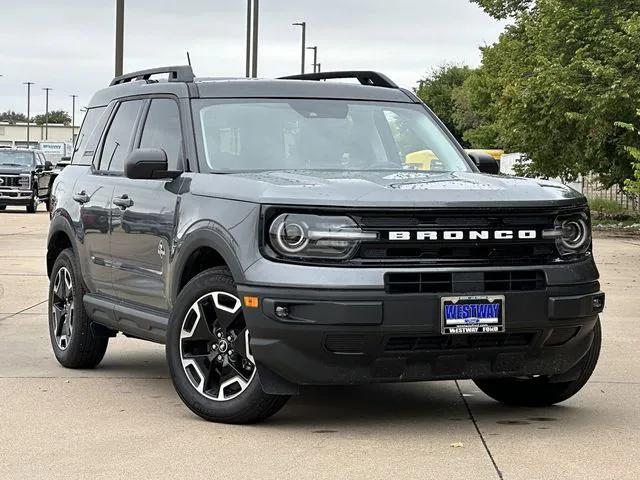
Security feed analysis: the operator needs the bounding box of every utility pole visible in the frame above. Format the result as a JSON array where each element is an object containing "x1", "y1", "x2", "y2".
[
  {"x1": 292, "y1": 22, "x2": 306, "y2": 74},
  {"x1": 43, "y1": 88, "x2": 52, "y2": 141},
  {"x1": 251, "y1": 0, "x2": 259, "y2": 78},
  {"x1": 23, "y1": 82, "x2": 34, "y2": 147},
  {"x1": 70, "y1": 95, "x2": 78, "y2": 142},
  {"x1": 115, "y1": 0, "x2": 124, "y2": 76},
  {"x1": 245, "y1": 0, "x2": 252, "y2": 77},
  {"x1": 307, "y1": 46, "x2": 318, "y2": 73}
]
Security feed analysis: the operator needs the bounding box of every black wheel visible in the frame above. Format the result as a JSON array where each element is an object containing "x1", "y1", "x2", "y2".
[
  {"x1": 0, "y1": 205, "x2": 6, "y2": 211},
  {"x1": 48, "y1": 248, "x2": 109, "y2": 368},
  {"x1": 474, "y1": 319, "x2": 601, "y2": 406},
  {"x1": 26, "y1": 188, "x2": 38, "y2": 213},
  {"x1": 166, "y1": 267, "x2": 289, "y2": 424}
]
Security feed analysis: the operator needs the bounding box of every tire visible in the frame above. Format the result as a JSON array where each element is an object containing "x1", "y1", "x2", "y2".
[
  {"x1": 166, "y1": 267, "x2": 289, "y2": 424},
  {"x1": 474, "y1": 319, "x2": 602, "y2": 407},
  {"x1": 0, "y1": 205, "x2": 6, "y2": 211},
  {"x1": 26, "y1": 188, "x2": 38, "y2": 213},
  {"x1": 48, "y1": 248, "x2": 109, "y2": 368}
]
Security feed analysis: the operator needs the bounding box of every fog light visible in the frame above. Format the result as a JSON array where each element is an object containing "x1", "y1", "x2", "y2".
[
  {"x1": 275, "y1": 305, "x2": 289, "y2": 318},
  {"x1": 592, "y1": 295, "x2": 605, "y2": 311}
]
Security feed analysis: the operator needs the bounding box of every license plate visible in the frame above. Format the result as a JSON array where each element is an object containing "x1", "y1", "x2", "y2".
[{"x1": 441, "y1": 295, "x2": 505, "y2": 335}]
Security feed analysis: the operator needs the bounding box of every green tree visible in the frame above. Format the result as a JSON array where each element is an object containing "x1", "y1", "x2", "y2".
[
  {"x1": 452, "y1": 65, "x2": 501, "y2": 148},
  {"x1": 471, "y1": 0, "x2": 533, "y2": 19},
  {"x1": 33, "y1": 110, "x2": 71, "y2": 126},
  {"x1": 466, "y1": 0, "x2": 640, "y2": 187},
  {"x1": 0, "y1": 110, "x2": 28, "y2": 124},
  {"x1": 415, "y1": 65, "x2": 473, "y2": 146}
]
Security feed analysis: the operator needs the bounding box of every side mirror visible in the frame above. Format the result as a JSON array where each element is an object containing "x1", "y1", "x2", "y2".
[
  {"x1": 124, "y1": 148, "x2": 179, "y2": 180},
  {"x1": 44, "y1": 160, "x2": 53, "y2": 171},
  {"x1": 468, "y1": 152, "x2": 499, "y2": 175}
]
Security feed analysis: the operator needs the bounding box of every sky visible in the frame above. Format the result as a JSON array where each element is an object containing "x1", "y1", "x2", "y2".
[{"x1": 0, "y1": 0, "x2": 505, "y2": 121}]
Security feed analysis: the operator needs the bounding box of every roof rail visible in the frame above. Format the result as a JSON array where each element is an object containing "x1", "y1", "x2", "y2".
[
  {"x1": 109, "y1": 65, "x2": 195, "y2": 86},
  {"x1": 279, "y1": 71, "x2": 398, "y2": 89}
]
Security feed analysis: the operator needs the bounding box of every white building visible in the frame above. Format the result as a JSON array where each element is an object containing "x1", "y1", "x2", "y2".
[{"x1": 0, "y1": 122, "x2": 79, "y2": 149}]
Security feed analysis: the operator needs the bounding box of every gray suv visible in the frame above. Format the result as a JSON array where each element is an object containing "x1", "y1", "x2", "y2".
[{"x1": 47, "y1": 66, "x2": 604, "y2": 424}]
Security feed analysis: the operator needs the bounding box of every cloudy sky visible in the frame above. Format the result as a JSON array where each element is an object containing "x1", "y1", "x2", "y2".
[{"x1": 0, "y1": 0, "x2": 505, "y2": 120}]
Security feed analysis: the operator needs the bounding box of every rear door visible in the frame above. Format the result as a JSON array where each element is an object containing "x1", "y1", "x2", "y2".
[
  {"x1": 75, "y1": 100, "x2": 144, "y2": 296},
  {"x1": 109, "y1": 97, "x2": 185, "y2": 312}
]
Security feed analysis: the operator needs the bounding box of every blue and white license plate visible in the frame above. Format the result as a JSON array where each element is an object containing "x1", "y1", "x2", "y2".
[{"x1": 441, "y1": 295, "x2": 505, "y2": 335}]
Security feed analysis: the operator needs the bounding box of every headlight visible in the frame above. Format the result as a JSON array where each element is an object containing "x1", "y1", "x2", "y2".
[
  {"x1": 543, "y1": 212, "x2": 591, "y2": 258},
  {"x1": 19, "y1": 175, "x2": 30, "y2": 187},
  {"x1": 268, "y1": 213, "x2": 377, "y2": 260}
]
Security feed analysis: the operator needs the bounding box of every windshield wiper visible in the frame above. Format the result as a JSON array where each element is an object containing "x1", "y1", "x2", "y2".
[{"x1": 0, "y1": 163, "x2": 25, "y2": 167}]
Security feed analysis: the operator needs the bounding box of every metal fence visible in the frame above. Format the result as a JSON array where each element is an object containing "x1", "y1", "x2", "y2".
[{"x1": 581, "y1": 176, "x2": 638, "y2": 210}]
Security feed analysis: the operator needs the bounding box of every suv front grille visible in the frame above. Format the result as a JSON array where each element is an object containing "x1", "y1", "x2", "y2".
[
  {"x1": 349, "y1": 207, "x2": 586, "y2": 266},
  {"x1": 384, "y1": 270, "x2": 545, "y2": 294}
]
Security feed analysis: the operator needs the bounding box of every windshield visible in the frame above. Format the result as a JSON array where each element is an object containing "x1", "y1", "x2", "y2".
[
  {"x1": 193, "y1": 99, "x2": 472, "y2": 173},
  {"x1": 0, "y1": 150, "x2": 34, "y2": 167}
]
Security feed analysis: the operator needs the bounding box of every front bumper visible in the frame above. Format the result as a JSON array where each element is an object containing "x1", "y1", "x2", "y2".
[
  {"x1": 238, "y1": 262, "x2": 604, "y2": 389},
  {"x1": 0, "y1": 189, "x2": 33, "y2": 206}
]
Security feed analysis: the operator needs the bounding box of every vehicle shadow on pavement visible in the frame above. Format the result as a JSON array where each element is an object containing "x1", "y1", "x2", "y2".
[{"x1": 263, "y1": 383, "x2": 586, "y2": 429}]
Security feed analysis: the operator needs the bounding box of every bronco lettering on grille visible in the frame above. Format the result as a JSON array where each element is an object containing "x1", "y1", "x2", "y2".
[{"x1": 388, "y1": 230, "x2": 537, "y2": 241}]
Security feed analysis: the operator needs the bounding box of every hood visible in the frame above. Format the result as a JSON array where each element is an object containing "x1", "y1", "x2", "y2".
[
  {"x1": 0, "y1": 165, "x2": 31, "y2": 175},
  {"x1": 189, "y1": 170, "x2": 585, "y2": 208}
]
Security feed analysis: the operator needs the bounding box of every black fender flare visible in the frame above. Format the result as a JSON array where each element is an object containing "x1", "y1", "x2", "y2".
[
  {"x1": 47, "y1": 212, "x2": 82, "y2": 278},
  {"x1": 170, "y1": 227, "x2": 246, "y2": 305}
]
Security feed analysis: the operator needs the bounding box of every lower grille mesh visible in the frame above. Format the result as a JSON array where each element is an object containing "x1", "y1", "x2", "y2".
[
  {"x1": 384, "y1": 332, "x2": 537, "y2": 353},
  {"x1": 385, "y1": 270, "x2": 545, "y2": 294}
]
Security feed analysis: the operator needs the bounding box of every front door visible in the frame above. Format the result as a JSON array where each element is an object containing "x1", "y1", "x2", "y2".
[{"x1": 109, "y1": 98, "x2": 185, "y2": 312}]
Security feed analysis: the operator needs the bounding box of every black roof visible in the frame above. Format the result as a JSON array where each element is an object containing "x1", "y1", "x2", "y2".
[{"x1": 88, "y1": 66, "x2": 418, "y2": 108}]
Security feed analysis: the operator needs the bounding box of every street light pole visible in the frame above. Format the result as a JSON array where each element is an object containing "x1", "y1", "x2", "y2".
[
  {"x1": 115, "y1": 0, "x2": 124, "y2": 76},
  {"x1": 245, "y1": 0, "x2": 252, "y2": 77},
  {"x1": 70, "y1": 95, "x2": 78, "y2": 142},
  {"x1": 23, "y1": 82, "x2": 34, "y2": 147},
  {"x1": 292, "y1": 22, "x2": 306, "y2": 74},
  {"x1": 251, "y1": 0, "x2": 259, "y2": 78},
  {"x1": 307, "y1": 46, "x2": 318, "y2": 73},
  {"x1": 43, "y1": 88, "x2": 52, "y2": 141}
]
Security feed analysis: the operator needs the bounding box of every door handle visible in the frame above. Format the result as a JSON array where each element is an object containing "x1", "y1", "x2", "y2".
[
  {"x1": 113, "y1": 194, "x2": 134, "y2": 209},
  {"x1": 72, "y1": 191, "x2": 90, "y2": 204}
]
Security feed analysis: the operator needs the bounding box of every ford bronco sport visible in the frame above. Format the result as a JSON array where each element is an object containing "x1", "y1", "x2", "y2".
[{"x1": 47, "y1": 66, "x2": 604, "y2": 424}]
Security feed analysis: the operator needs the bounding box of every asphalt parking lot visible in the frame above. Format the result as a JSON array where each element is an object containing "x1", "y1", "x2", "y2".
[{"x1": 0, "y1": 207, "x2": 638, "y2": 480}]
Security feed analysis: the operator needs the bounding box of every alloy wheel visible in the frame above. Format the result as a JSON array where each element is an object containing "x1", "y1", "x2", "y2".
[
  {"x1": 179, "y1": 291, "x2": 256, "y2": 401},
  {"x1": 51, "y1": 267, "x2": 74, "y2": 350}
]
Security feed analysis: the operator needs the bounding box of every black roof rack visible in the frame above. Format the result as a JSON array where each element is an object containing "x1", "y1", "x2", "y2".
[
  {"x1": 109, "y1": 65, "x2": 195, "y2": 86},
  {"x1": 279, "y1": 71, "x2": 398, "y2": 89}
]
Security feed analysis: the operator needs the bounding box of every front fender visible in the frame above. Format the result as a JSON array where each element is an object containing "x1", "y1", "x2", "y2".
[{"x1": 170, "y1": 206, "x2": 260, "y2": 305}]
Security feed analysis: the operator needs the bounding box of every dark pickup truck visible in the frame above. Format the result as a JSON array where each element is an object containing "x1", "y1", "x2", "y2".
[
  {"x1": 0, "y1": 148, "x2": 54, "y2": 213},
  {"x1": 46, "y1": 66, "x2": 604, "y2": 424}
]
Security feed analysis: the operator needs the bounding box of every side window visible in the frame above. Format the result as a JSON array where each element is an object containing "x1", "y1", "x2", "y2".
[
  {"x1": 139, "y1": 99, "x2": 182, "y2": 170},
  {"x1": 72, "y1": 107, "x2": 106, "y2": 165},
  {"x1": 99, "y1": 100, "x2": 143, "y2": 172}
]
